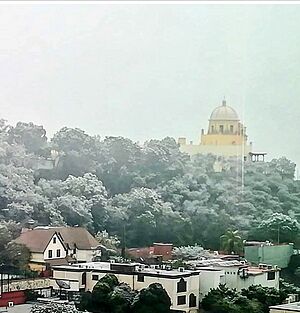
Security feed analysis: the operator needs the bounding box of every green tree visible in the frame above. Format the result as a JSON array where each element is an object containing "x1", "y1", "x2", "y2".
[
  {"x1": 220, "y1": 230, "x2": 243, "y2": 254},
  {"x1": 131, "y1": 283, "x2": 171, "y2": 313},
  {"x1": 8, "y1": 122, "x2": 48, "y2": 155},
  {"x1": 253, "y1": 213, "x2": 299, "y2": 243},
  {"x1": 241, "y1": 285, "x2": 286, "y2": 313},
  {"x1": 77, "y1": 274, "x2": 135, "y2": 313},
  {"x1": 110, "y1": 283, "x2": 136, "y2": 313}
]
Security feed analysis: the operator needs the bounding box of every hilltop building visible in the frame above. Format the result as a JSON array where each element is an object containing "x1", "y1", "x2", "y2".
[{"x1": 178, "y1": 100, "x2": 254, "y2": 161}]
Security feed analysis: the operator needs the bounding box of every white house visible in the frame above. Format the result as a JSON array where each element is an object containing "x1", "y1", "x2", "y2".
[
  {"x1": 15, "y1": 226, "x2": 101, "y2": 271},
  {"x1": 189, "y1": 259, "x2": 280, "y2": 292},
  {"x1": 50, "y1": 262, "x2": 201, "y2": 313}
]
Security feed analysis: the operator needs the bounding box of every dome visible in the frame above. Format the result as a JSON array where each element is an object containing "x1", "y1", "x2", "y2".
[{"x1": 210, "y1": 100, "x2": 239, "y2": 121}]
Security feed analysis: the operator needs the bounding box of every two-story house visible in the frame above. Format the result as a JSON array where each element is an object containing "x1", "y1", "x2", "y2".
[{"x1": 15, "y1": 226, "x2": 101, "y2": 271}]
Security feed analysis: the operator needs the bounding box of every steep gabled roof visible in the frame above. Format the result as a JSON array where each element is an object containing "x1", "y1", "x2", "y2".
[
  {"x1": 15, "y1": 229, "x2": 55, "y2": 253},
  {"x1": 51, "y1": 227, "x2": 99, "y2": 250},
  {"x1": 15, "y1": 227, "x2": 99, "y2": 253}
]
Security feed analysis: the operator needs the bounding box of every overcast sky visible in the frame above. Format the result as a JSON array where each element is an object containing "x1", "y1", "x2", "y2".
[{"x1": 1, "y1": 3, "x2": 300, "y2": 167}]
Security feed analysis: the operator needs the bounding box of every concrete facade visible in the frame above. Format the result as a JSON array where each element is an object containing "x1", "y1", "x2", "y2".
[
  {"x1": 244, "y1": 242, "x2": 294, "y2": 269},
  {"x1": 270, "y1": 302, "x2": 300, "y2": 313},
  {"x1": 51, "y1": 262, "x2": 200, "y2": 313},
  {"x1": 189, "y1": 259, "x2": 280, "y2": 292}
]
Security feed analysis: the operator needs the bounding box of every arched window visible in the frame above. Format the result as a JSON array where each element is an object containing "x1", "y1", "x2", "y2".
[
  {"x1": 177, "y1": 278, "x2": 187, "y2": 293},
  {"x1": 211, "y1": 125, "x2": 214, "y2": 133},
  {"x1": 230, "y1": 125, "x2": 234, "y2": 133},
  {"x1": 82, "y1": 272, "x2": 86, "y2": 285},
  {"x1": 219, "y1": 125, "x2": 224, "y2": 133},
  {"x1": 189, "y1": 293, "x2": 197, "y2": 307}
]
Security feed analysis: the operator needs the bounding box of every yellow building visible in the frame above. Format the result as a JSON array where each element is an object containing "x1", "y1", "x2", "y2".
[{"x1": 178, "y1": 100, "x2": 253, "y2": 160}]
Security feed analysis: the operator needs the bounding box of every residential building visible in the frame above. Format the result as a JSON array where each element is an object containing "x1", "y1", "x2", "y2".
[
  {"x1": 50, "y1": 262, "x2": 200, "y2": 313},
  {"x1": 50, "y1": 259, "x2": 279, "y2": 312},
  {"x1": 197, "y1": 268, "x2": 225, "y2": 301},
  {"x1": 189, "y1": 259, "x2": 280, "y2": 291},
  {"x1": 270, "y1": 302, "x2": 300, "y2": 313},
  {"x1": 178, "y1": 100, "x2": 254, "y2": 161},
  {"x1": 14, "y1": 227, "x2": 101, "y2": 271},
  {"x1": 127, "y1": 242, "x2": 173, "y2": 263},
  {"x1": 244, "y1": 241, "x2": 294, "y2": 269}
]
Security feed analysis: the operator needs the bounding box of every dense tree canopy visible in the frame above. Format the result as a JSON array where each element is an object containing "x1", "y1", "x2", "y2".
[
  {"x1": 78, "y1": 274, "x2": 170, "y2": 313},
  {"x1": 131, "y1": 283, "x2": 171, "y2": 313},
  {"x1": 1, "y1": 120, "x2": 300, "y2": 249},
  {"x1": 202, "y1": 284, "x2": 287, "y2": 313}
]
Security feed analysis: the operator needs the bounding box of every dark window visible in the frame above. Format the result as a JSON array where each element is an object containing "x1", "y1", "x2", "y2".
[
  {"x1": 53, "y1": 237, "x2": 56, "y2": 244},
  {"x1": 82, "y1": 272, "x2": 87, "y2": 285},
  {"x1": 73, "y1": 248, "x2": 76, "y2": 255},
  {"x1": 137, "y1": 274, "x2": 145, "y2": 282},
  {"x1": 177, "y1": 278, "x2": 187, "y2": 293},
  {"x1": 48, "y1": 250, "x2": 52, "y2": 259},
  {"x1": 211, "y1": 125, "x2": 214, "y2": 133},
  {"x1": 230, "y1": 125, "x2": 234, "y2": 133},
  {"x1": 177, "y1": 296, "x2": 186, "y2": 305},
  {"x1": 267, "y1": 271, "x2": 276, "y2": 280},
  {"x1": 92, "y1": 274, "x2": 99, "y2": 281},
  {"x1": 220, "y1": 125, "x2": 224, "y2": 133},
  {"x1": 189, "y1": 293, "x2": 197, "y2": 308},
  {"x1": 56, "y1": 249, "x2": 60, "y2": 257}
]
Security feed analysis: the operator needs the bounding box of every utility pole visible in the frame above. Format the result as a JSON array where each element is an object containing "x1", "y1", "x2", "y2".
[{"x1": 121, "y1": 223, "x2": 126, "y2": 259}]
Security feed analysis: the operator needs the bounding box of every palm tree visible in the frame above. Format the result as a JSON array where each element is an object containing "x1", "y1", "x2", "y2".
[{"x1": 220, "y1": 230, "x2": 243, "y2": 254}]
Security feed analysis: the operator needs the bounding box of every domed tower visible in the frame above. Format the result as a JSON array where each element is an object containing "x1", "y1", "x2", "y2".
[
  {"x1": 178, "y1": 99, "x2": 253, "y2": 160},
  {"x1": 201, "y1": 99, "x2": 247, "y2": 146}
]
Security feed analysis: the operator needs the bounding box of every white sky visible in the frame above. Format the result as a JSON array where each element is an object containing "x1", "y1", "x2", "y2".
[{"x1": 1, "y1": 3, "x2": 300, "y2": 165}]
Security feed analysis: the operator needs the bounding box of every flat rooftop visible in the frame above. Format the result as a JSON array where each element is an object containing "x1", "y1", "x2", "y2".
[
  {"x1": 0, "y1": 304, "x2": 32, "y2": 313},
  {"x1": 53, "y1": 261, "x2": 200, "y2": 277},
  {"x1": 270, "y1": 302, "x2": 300, "y2": 312},
  {"x1": 188, "y1": 259, "x2": 244, "y2": 267}
]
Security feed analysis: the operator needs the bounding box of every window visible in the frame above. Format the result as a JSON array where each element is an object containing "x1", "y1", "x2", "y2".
[
  {"x1": 137, "y1": 274, "x2": 144, "y2": 282},
  {"x1": 92, "y1": 274, "x2": 99, "y2": 281},
  {"x1": 230, "y1": 125, "x2": 234, "y2": 133},
  {"x1": 56, "y1": 249, "x2": 61, "y2": 258},
  {"x1": 267, "y1": 271, "x2": 276, "y2": 280},
  {"x1": 177, "y1": 296, "x2": 186, "y2": 305},
  {"x1": 189, "y1": 293, "x2": 197, "y2": 308},
  {"x1": 48, "y1": 250, "x2": 52, "y2": 259},
  {"x1": 219, "y1": 125, "x2": 224, "y2": 133},
  {"x1": 53, "y1": 237, "x2": 56, "y2": 244},
  {"x1": 177, "y1": 278, "x2": 187, "y2": 293},
  {"x1": 82, "y1": 272, "x2": 87, "y2": 285},
  {"x1": 211, "y1": 125, "x2": 214, "y2": 133}
]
